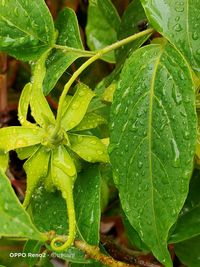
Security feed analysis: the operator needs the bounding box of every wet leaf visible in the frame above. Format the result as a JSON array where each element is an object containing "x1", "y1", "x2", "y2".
[
  {"x1": 23, "y1": 240, "x2": 43, "y2": 267},
  {"x1": 23, "y1": 146, "x2": 50, "y2": 208},
  {"x1": 175, "y1": 235, "x2": 200, "y2": 267},
  {"x1": 69, "y1": 134, "x2": 109, "y2": 163},
  {"x1": 86, "y1": 0, "x2": 120, "y2": 63},
  {"x1": 141, "y1": 0, "x2": 200, "y2": 73},
  {"x1": 116, "y1": 0, "x2": 149, "y2": 66},
  {"x1": 0, "y1": 169, "x2": 45, "y2": 241},
  {"x1": 109, "y1": 43, "x2": 196, "y2": 266},
  {"x1": 0, "y1": 0, "x2": 55, "y2": 61},
  {"x1": 169, "y1": 169, "x2": 200, "y2": 243},
  {"x1": 0, "y1": 126, "x2": 44, "y2": 152},
  {"x1": 61, "y1": 83, "x2": 95, "y2": 131},
  {"x1": 16, "y1": 145, "x2": 40, "y2": 160},
  {"x1": 44, "y1": 8, "x2": 84, "y2": 94}
]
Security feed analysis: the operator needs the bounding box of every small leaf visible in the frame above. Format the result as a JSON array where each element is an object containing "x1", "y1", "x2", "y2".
[
  {"x1": 61, "y1": 83, "x2": 95, "y2": 131},
  {"x1": 141, "y1": 0, "x2": 200, "y2": 73},
  {"x1": 23, "y1": 240, "x2": 43, "y2": 267},
  {"x1": 169, "y1": 169, "x2": 200, "y2": 243},
  {"x1": 0, "y1": 169, "x2": 45, "y2": 241},
  {"x1": 174, "y1": 235, "x2": 200, "y2": 267},
  {"x1": 86, "y1": 0, "x2": 120, "y2": 63},
  {"x1": 116, "y1": 0, "x2": 149, "y2": 66},
  {"x1": 30, "y1": 51, "x2": 56, "y2": 127},
  {"x1": 0, "y1": 126, "x2": 44, "y2": 152},
  {"x1": 0, "y1": 0, "x2": 55, "y2": 61},
  {"x1": 23, "y1": 146, "x2": 50, "y2": 208},
  {"x1": 44, "y1": 8, "x2": 84, "y2": 94},
  {"x1": 109, "y1": 43, "x2": 196, "y2": 266},
  {"x1": 72, "y1": 112, "x2": 107, "y2": 132},
  {"x1": 18, "y1": 83, "x2": 34, "y2": 126},
  {"x1": 69, "y1": 134, "x2": 109, "y2": 163}
]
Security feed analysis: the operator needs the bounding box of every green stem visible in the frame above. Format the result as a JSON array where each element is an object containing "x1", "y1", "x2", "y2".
[
  {"x1": 54, "y1": 44, "x2": 96, "y2": 57},
  {"x1": 54, "y1": 28, "x2": 154, "y2": 134},
  {"x1": 50, "y1": 179, "x2": 76, "y2": 251}
]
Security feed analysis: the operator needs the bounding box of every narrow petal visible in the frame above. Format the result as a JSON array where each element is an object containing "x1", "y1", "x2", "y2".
[
  {"x1": 0, "y1": 126, "x2": 44, "y2": 152},
  {"x1": 61, "y1": 83, "x2": 95, "y2": 131},
  {"x1": 72, "y1": 112, "x2": 107, "y2": 132},
  {"x1": 69, "y1": 134, "x2": 109, "y2": 163},
  {"x1": 23, "y1": 146, "x2": 50, "y2": 208}
]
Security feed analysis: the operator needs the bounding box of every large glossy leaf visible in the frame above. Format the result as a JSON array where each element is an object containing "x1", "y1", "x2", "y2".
[
  {"x1": 141, "y1": 0, "x2": 200, "y2": 73},
  {"x1": 0, "y1": 126, "x2": 44, "y2": 152},
  {"x1": 61, "y1": 83, "x2": 95, "y2": 131},
  {"x1": 44, "y1": 8, "x2": 84, "y2": 94},
  {"x1": 174, "y1": 235, "x2": 200, "y2": 267},
  {"x1": 30, "y1": 51, "x2": 56, "y2": 127},
  {"x1": 109, "y1": 42, "x2": 196, "y2": 266},
  {"x1": 116, "y1": 0, "x2": 149, "y2": 66},
  {"x1": 169, "y1": 169, "x2": 200, "y2": 243},
  {"x1": 0, "y1": 169, "x2": 45, "y2": 241},
  {"x1": 86, "y1": 0, "x2": 120, "y2": 63},
  {"x1": 0, "y1": 0, "x2": 55, "y2": 61},
  {"x1": 23, "y1": 146, "x2": 50, "y2": 208}
]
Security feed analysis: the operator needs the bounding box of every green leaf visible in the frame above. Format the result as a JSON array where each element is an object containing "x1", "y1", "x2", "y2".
[
  {"x1": 109, "y1": 43, "x2": 196, "y2": 266},
  {"x1": 0, "y1": 126, "x2": 44, "y2": 152},
  {"x1": 116, "y1": 0, "x2": 149, "y2": 66},
  {"x1": 72, "y1": 112, "x2": 107, "y2": 132},
  {"x1": 61, "y1": 83, "x2": 95, "y2": 131},
  {"x1": 23, "y1": 240, "x2": 43, "y2": 267},
  {"x1": 86, "y1": 0, "x2": 120, "y2": 63},
  {"x1": 31, "y1": 51, "x2": 56, "y2": 127},
  {"x1": 44, "y1": 8, "x2": 84, "y2": 95},
  {"x1": 23, "y1": 146, "x2": 51, "y2": 208},
  {"x1": 69, "y1": 134, "x2": 109, "y2": 163},
  {"x1": 174, "y1": 235, "x2": 200, "y2": 267},
  {"x1": 169, "y1": 169, "x2": 200, "y2": 243},
  {"x1": 123, "y1": 213, "x2": 149, "y2": 252},
  {"x1": 0, "y1": 0, "x2": 55, "y2": 61},
  {"x1": 141, "y1": 0, "x2": 200, "y2": 73},
  {"x1": 0, "y1": 169, "x2": 45, "y2": 241},
  {"x1": 74, "y1": 165, "x2": 101, "y2": 244}
]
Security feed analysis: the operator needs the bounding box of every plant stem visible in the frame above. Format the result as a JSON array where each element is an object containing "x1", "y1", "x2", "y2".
[
  {"x1": 54, "y1": 44, "x2": 96, "y2": 57},
  {"x1": 54, "y1": 28, "x2": 154, "y2": 134},
  {"x1": 50, "y1": 179, "x2": 76, "y2": 251},
  {"x1": 75, "y1": 240, "x2": 136, "y2": 267}
]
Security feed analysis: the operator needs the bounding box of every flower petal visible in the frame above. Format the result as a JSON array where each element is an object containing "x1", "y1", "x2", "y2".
[
  {"x1": 0, "y1": 126, "x2": 44, "y2": 152},
  {"x1": 69, "y1": 134, "x2": 109, "y2": 163},
  {"x1": 61, "y1": 83, "x2": 95, "y2": 131},
  {"x1": 23, "y1": 146, "x2": 50, "y2": 208},
  {"x1": 72, "y1": 112, "x2": 107, "y2": 132}
]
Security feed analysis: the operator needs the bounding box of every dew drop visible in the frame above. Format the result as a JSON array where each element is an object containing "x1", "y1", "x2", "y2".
[
  {"x1": 173, "y1": 23, "x2": 183, "y2": 32},
  {"x1": 171, "y1": 139, "x2": 180, "y2": 167},
  {"x1": 192, "y1": 32, "x2": 199, "y2": 41},
  {"x1": 138, "y1": 161, "x2": 143, "y2": 169}
]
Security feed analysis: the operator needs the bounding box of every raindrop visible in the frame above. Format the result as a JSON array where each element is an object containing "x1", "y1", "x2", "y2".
[
  {"x1": 14, "y1": 7, "x2": 19, "y2": 16},
  {"x1": 184, "y1": 131, "x2": 190, "y2": 140},
  {"x1": 172, "y1": 86, "x2": 182, "y2": 104},
  {"x1": 192, "y1": 32, "x2": 199, "y2": 41},
  {"x1": 115, "y1": 103, "x2": 121, "y2": 115},
  {"x1": 138, "y1": 161, "x2": 143, "y2": 169},
  {"x1": 196, "y1": 49, "x2": 200, "y2": 55},
  {"x1": 171, "y1": 139, "x2": 180, "y2": 167},
  {"x1": 173, "y1": 23, "x2": 183, "y2": 32},
  {"x1": 97, "y1": 150, "x2": 103, "y2": 155}
]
